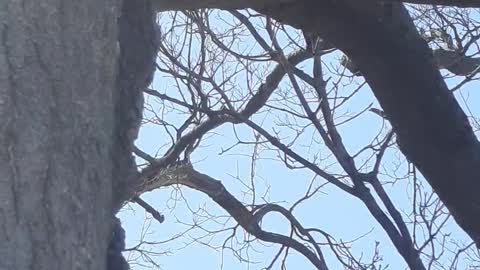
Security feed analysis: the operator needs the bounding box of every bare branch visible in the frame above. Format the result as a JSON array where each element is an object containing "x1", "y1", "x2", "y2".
[{"x1": 138, "y1": 162, "x2": 330, "y2": 270}]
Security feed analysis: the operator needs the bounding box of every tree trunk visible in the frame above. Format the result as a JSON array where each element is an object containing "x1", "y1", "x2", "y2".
[
  {"x1": 0, "y1": 0, "x2": 132, "y2": 269},
  {"x1": 0, "y1": 0, "x2": 158, "y2": 268}
]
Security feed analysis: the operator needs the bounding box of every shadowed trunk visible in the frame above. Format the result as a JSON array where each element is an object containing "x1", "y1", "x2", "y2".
[{"x1": 0, "y1": 0, "x2": 157, "y2": 269}]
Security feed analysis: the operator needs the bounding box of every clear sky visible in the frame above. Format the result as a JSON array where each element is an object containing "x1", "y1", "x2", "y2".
[{"x1": 119, "y1": 9, "x2": 480, "y2": 270}]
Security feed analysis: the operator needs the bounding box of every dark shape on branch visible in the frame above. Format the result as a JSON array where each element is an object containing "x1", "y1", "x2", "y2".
[{"x1": 370, "y1": 108, "x2": 388, "y2": 119}]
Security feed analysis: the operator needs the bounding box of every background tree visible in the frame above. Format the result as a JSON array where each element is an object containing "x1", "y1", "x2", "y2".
[{"x1": 1, "y1": 0, "x2": 479, "y2": 270}]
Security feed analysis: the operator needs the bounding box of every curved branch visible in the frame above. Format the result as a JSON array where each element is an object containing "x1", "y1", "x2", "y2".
[{"x1": 136, "y1": 163, "x2": 330, "y2": 270}]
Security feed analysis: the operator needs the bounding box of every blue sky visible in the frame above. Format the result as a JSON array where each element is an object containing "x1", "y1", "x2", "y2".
[{"x1": 119, "y1": 9, "x2": 480, "y2": 270}]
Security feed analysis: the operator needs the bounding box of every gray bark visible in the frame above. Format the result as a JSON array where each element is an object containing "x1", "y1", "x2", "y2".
[
  {"x1": 0, "y1": 0, "x2": 157, "y2": 269},
  {"x1": 115, "y1": 0, "x2": 159, "y2": 210},
  {"x1": 0, "y1": 1, "x2": 121, "y2": 269},
  {"x1": 343, "y1": 48, "x2": 480, "y2": 77}
]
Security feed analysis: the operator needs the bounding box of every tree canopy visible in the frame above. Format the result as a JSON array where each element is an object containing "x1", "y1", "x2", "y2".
[{"x1": 120, "y1": 1, "x2": 480, "y2": 269}]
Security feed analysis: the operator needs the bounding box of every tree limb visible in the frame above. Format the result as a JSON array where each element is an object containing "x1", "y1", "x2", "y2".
[
  {"x1": 255, "y1": 0, "x2": 480, "y2": 248},
  {"x1": 138, "y1": 50, "x2": 310, "y2": 182},
  {"x1": 150, "y1": 0, "x2": 480, "y2": 249},
  {"x1": 388, "y1": 0, "x2": 480, "y2": 7},
  {"x1": 136, "y1": 163, "x2": 329, "y2": 270},
  {"x1": 152, "y1": 0, "x2": 480, "y2": 12}
]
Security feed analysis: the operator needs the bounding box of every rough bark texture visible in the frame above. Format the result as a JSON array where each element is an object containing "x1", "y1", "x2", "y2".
[
  {"x1": 0, "y1": 1, "x2": 121, "y2": 269},
  {"x1": 257, "y1": 0, "x2": 480, "y2": 248},
  {"x1": 0, "y1": 0, "x2": 157, "y2": 269},
  {"x1": 109, "y1": 0, "x2": 159, "y2": 268},
  {"x1": 115, "y1": 0, "x2": 159, "y2": 211}
]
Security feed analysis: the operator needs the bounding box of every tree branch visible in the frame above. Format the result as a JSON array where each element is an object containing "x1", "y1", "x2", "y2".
[
  {"x1": 136, "y1": 163, "x2": 330, "y2": 270},
  {"x1": 256, "y1": 0, "x2": 480, "y2": 249},
  {"x1": 149, "y1": 0, "x2": 480, "y2": 252},
  {"x1": 139, "y1": 50, "x2": 310, "y2": 182},
  {"x1": 389, "y1": 0, "x2": 480, "y2": 7},
  {"x1": 133, "y1": 196, "x2": 165, "y2": 223},
  {"x1": 152, "y1": 0, "x2": 480, "y2": 11}
]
